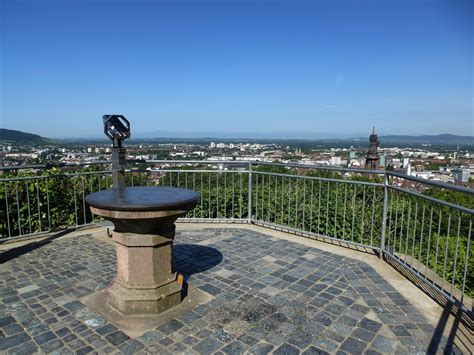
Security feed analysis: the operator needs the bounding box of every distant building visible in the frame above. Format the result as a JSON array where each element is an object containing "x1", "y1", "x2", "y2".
[
  {"x1": 349, "y1": 146, "x2": 357, "y2": 160},
  {"x1": 452, "y1": 168, "x2": 470, "y2": 183},
  {"x1": 379, "y1": 154, "x2": 386, "y2": 167},
  {"x1": 365, "y1": 127, "x2": 380, "y2": 170},
  {"x1": 330, "y1": 156, "x2": 341, "y2": 166}
]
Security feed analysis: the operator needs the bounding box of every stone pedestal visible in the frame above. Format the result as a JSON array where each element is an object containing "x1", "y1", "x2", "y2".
[{"x1": 85, "y1": 186, "x2": 199, "y2": 316}]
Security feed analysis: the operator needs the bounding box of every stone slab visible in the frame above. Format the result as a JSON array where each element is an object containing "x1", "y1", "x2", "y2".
[{"x1": 82, "y1": 285, "x2": 213, "y2": 338}]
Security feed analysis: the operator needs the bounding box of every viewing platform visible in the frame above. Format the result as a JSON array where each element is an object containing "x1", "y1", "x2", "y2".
[
  {"x1": 1, "y1": 160, "x2": 472, "y2": 354},
  {"x1": 0, "y1": 223, "x2": 470, "y2": 354}
]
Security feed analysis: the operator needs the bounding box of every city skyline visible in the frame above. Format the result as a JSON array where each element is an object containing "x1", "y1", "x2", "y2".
[{"x1": 1, "y1": 0, "x2": 473, "y2": 138}]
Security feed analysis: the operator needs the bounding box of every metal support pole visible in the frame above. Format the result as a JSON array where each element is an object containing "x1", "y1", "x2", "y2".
[
  {"x1": 111, "y1": 146, "x2": 126, "y2": 189},
  {"x1": 380, "y1": 173, "x2": 389, "y2": 255},
  {"x1": 247, "y1": 162, "x2": 252, "y2": 223}
]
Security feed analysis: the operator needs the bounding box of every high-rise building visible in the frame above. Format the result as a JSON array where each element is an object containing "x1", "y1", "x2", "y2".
[{"x1": 365, "y1": 127, "x2": 380, "y2": 170}]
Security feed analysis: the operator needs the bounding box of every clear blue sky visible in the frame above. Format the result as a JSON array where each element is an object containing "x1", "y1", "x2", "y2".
[{"x1": 1, "y1": 0, "x2": 472, "y2": 138}]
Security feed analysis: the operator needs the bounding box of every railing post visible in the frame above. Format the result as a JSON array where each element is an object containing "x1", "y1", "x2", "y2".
[
  {"x1": 247, "y1": 162, "x2": 252, "y2": 223},
  {"x1": 380, "y1": 173, "x2": 389, "y2": 254}
]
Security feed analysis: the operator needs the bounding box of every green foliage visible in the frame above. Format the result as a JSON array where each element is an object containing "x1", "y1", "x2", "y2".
[
  {"x1": 0, "y1": 128, "x2": 49, "y2": 144},
  {"x1": 1, "y1": 166, "x2": 472, "y2": 299}
]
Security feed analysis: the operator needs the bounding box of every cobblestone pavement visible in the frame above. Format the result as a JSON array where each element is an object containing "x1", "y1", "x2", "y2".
[{"x1": 0, "y1": 227, "x2": 459, "y2": 354}]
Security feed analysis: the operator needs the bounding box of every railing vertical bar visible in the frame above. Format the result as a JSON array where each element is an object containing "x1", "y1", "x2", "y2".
[
  {"x1": 192, "y1": 172, "x2": 196, "y2": 218},
  {"x1": 280, "y1": 176, "x2": 284, "y2": 226},
  {"x1": 73, "y1": 177, "x2": 78, "y2": 226},
  {"x1": 360, "y1": 185, "x2": 366, "y2": 244},
  {"x1": 177, "y1": 171, "x2": 180, "y2": 188},
  {"x1": 232, "y1": 172, "x2": 235, "y2": 218},
  {"x1": 25, "y1": 181, "x2": 32, "y2": 234},
  {"x1": 441, "y1": 212, "x2": 451, "y2": 292},
  {"x1": 405, "y1": 197, "x2": 412, "y2": 262},
  {"x1": 460, "y1": 219, "x2": 471, "y2": 303},
  {"x1": 417, "y1": 205, "x2": 426, "y2": 274},
  {"x1": 200, "y1": 173, "x2": 204, "y2": 218},
  {"x1": 215, "y1": 172, "x2": 219, "y2": 217},
  {"x1": 433, "y1": 208, "x2": 442, "y2": 285},
  {"x1": 334, "y1": 182, "x2": 338, "y2": 239},
  {"x1": 303, "y1": 179, "x2": 306, "y2": 231},
  {"x1": 342, "y1": 182, "x2": 347, "y2": 240},
  {"x1": 46, "y1": 178, "x2": 51, "y2": 230},
  {"x1": 82, "y1": 177, "x2": 86, "y2": 224},
  {"x1": 36, "y1": 181, "x2": 42, "y2": 232},
  {"x1": 274, "y1": 175, "x2": 278, "y2": 224},
  {"x1": 309, "y1": 180, "x2": 314, "y2": 233},
  {"x1": 450, "y1": 215, "x2": 461, "y2": 297},
  {"x1": 391, "y1": 192, "x2": 399, "y2": 254},
  {"x1": 386, "y1": 189, "x2": 394, "y2": 250},
  {"x1": 15, "y1": 182, "x2": 21, "y2": 236},
  {"x1": 208, "y1": 172, "x2": 211, "y2": 218},
  {"x1": 224, "y1": 170, "x2": 227, "y2": 218},
  {"x1": 261, "y1": 174, "x2": 265, "y2": 222},
  {"x1": 247, "y1": 163, "x2": 252, "y2": 222},
  {"x1": 398, "y1": 195, "x2": 406, "y2": 255},
  {"x1": 424, "y1": 206, "x2": 434, "y2": 278},
  {"x1": 410, "y1": 200, "x2": 418, "y2": 269},
  {"x1": 288, "y1": 176, "x2": 291, "y2": 226},
  {"x1": 318, "y1": 180, "x2": 321, "y2": 235},
  {"x1": 255, "y1": 173, "x2": 259, "y2": 220},
  {"x1": 351, "y1": 184, "x2": 356, "y2": 242},
  {"x1": 185, "y1": 171, "x2": 188, "y2": 189},
  {"x1": 239, "y1": 172, "x2": 243, "y2": 218},
  {"x1": 370, "y1": 185, "x2": 376, "y2": 245},
  {"x1": 295, "y1": 178, "x2": 299, "y2": 228},
  {"x1": 325, "y1": 182, "x2": 330, "y2": 236},
  {"x1": 268, "y1": 173, "x2": 271, "y2": 223},
  {"x1": 5, "y1": 182, "x2": 11, "y2": 238}
]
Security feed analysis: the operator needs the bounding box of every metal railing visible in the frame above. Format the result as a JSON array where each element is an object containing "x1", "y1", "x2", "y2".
[{"x1": 1, "y1": 160, "x2": 472, "y2": 314}]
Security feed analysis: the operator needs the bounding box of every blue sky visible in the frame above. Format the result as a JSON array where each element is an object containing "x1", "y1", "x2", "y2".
[{"x1": 1, "y1": 0, "x2": 472, "y2": 138}]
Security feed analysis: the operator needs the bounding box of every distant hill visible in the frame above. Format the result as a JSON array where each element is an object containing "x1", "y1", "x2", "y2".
[
  {"x1": 0, "y1": 128, "x2": 49, "y2": 144},
  {"x1": 378, "y1": 134, "x2": 473, "y2": 146}
]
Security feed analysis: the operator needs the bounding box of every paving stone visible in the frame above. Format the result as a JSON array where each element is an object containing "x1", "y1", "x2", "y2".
[
  {"x1": 273, "y1": 343, "x2": 300, "y2": 355},
  {"x1": 303, "y1": 346, "x2": 330, "y2": 355},
  {"x1": 118, "y1": 339, "x2": 145, "y2": 354},
  {"x1": 358, "y1": 318, "x2": 382, "y2": 333},
  {"x1": 76, "y1": 345, "x2": 94, "y2": 355},
  {"x1": 0, "y1": 332, "x2": 32, "y2": 351},
  {"x1": 105, "y1": 330, "x2": 130, "y2": 346},
  {"x1": 158, "y1": 319, "x2": 184, "y2": 335},
  {"x1": 372, "y1": 335, "x2": 399, "y2": 353},
  {"x1": 0, "y1": 227, "x2": 441, "y2": 353},
  {"x1": 0, "y1": 316, "x2": 16, "y2": 327},
  {"x1": 288, "y1": 330, "x2": 313, "y2": 349},
  {"x1": 194, "y1": 336, "x2": 224, "y2": 353},
  {"x1": 351, "y1": 327, "x2": 376, "y2": 343},
  {"x1": 248, "y1": 342, "x2": 274, "y2": 355},
  {"x1": 221, "y1": 340, "x2": 248, "y2": 354},
  {"x1": 34, "y1": 330, "x2": 57, "y2": 345},
  {"x1": 340, "y1": 336, "x2": 367, "y2": 354},
  {"x1": 40, "y1": 338, "x2": 65, "y2": 353},
  {"x1": 312, "y1": 337, "x2": 338, "y2": 353}
]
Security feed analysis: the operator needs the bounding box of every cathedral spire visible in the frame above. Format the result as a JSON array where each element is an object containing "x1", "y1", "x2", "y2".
[{"x1": 366, "y1": 127, "x2": 380, "y2": 170}]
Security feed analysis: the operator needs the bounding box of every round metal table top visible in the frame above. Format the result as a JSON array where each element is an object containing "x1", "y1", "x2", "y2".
[{"x1": 85, "y1": 186, "x2": 199, "y2": 212}]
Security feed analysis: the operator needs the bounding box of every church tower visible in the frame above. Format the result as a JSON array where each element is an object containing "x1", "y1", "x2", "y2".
[{"x1": 365, "y1": 127, "x2": 380, "y2": 170}]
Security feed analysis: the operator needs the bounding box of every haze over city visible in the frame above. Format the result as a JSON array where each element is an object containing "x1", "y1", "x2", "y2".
[{"x1": 1, "y1": 0, "x2": 472, "y2": 138}]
